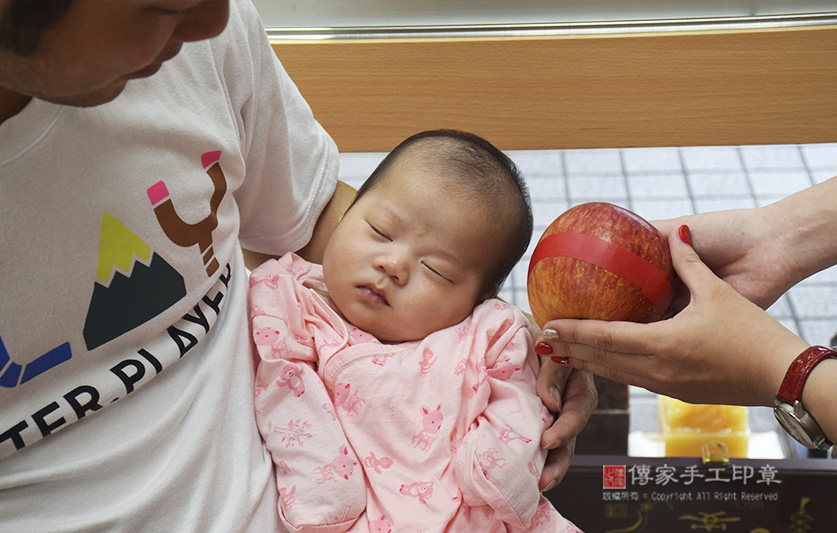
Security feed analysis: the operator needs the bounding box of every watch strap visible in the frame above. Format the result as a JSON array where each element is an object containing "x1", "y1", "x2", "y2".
[{"x1": 776, "y1": 345, "x2": 837, "y2": 404}]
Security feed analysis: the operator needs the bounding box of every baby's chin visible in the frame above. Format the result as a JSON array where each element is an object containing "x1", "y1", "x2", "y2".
[
  {"x1": 359, "y1": 323, "x2": 424, "y2": 344},
  {"x1": 331, "y1": 294, "x2": 442, "y2": 343},
  {"x1": 345, "y1": 314, "x2": 428, "y2": 344}
]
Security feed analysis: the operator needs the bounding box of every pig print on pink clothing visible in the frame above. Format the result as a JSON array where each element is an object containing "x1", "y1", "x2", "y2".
[
  {"x1": 478, "y1": 448, "x2": 506, "y2": 470},
  {"x1": 363, "y1": 451, "x2": 394, "y2": 474},
  {"x1": 487, "y1": 358, "x2": 521, "y2": 381},
  {"x1": 274, "y1": 419, "x2": 312, "y2": 448},
  {"x1": 454, "y1": 321, "x2": 477, "y2": 342},
  {"x1": 312, "y1": 445, "x2": 358, "y2": 484},
  {"x1": 249, "y1": 272, "x2": 279, "y2": 290},
  {"x1": 333, "y1": 382, "x2": 366, "y2": 416},
  {"x1": 369, "y1": 515, "x2": 392, "y2": 533},
  {"x1": 371, "y1": 352, "x2": 394, "y2": 366},
  {"x1": 532, "y1": 498, "x2": 557, "y2": 528},
  {"x1": 528, "y1": 462, "x2": 540, "y2": 479},
  {"x1": 418, "y1": 348, "x2": 436, "y2": 376},
  {"x1": 253, "y1": 326, "x2": 280, "y2": 347},
  {"x1": 254, "y1": 326, "x2": 291, "y2": 358},
  {"x1": 349, "y1": 327, "x2": 372, "y2": 343},
  {"x1": 499, "y1": 425, "x2": 532, "y2": 444},
  {"x1": 412, "y1": 404, "x2": 443, "y2": 451},
  {"x1": 275, "y1": 361, "x2": 305, "y2": 397},
  {"x1": 399, "y1": 480, "x2": 433, "y2": 505},
  {"x1": 279, "y1": 486, "x2": 297, "y2": 508},
  {"x1": 472, "y1": 360, "x2": 489, "y2": 391}
]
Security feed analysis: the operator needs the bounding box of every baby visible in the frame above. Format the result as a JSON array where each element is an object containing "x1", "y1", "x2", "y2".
[{"x1": 250, "y1": 130, "x2": 582, "y2": 532}]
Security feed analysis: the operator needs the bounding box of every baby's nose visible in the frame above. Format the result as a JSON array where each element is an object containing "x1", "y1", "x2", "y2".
[{"x1": 377, "y1": 253, "x2": 409, "y2": 284}]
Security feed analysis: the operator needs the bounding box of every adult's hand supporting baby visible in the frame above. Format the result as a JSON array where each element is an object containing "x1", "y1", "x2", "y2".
[
  {"x1": 536, "y1": 226, "x2": 810, "y2": 409},
  {"x1": 535, "y1": 361, "x2": 596, "y2": 491}
]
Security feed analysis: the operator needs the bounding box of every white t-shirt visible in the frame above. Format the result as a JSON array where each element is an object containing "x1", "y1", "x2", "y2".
[{"x1": 0, "y1": 0, "x2": 338, "y2": 530}]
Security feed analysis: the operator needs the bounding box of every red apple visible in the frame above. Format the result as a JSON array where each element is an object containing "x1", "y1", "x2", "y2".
[{"x1": 527, "y1": 202, "x2": 675, "y2": 327}]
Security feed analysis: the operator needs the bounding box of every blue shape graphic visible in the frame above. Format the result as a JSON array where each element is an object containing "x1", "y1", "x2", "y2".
[
  {"x1": 0, "y1": 335, "x2": 72, "y2": 388},
  {"x1": 0, "y1": 363, "x2": 21, "y2": 388},
  {"x1": 21, "y1": 342, "x2": 72, "y2": 384}
]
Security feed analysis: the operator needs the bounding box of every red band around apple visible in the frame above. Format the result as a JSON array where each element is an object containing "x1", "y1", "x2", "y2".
[{"x1": 528, "y1": 232, "x2": 673, "y2": 316}]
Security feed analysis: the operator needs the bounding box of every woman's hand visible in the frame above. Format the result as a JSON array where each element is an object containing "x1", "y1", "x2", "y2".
[
  {"x1": 654, "y1": 176, "x2": 837, "y2": 311},
  {"x1": 653, "y1": 207, "x2": 796, "y2": 311},
  {"x1": 536, "y1": 226, "x2": 809, "y2": 408}
]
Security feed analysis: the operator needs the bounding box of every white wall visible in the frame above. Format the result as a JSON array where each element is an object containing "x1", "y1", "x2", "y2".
[{"x1": 252, "y1": 0, "x2": 836, "y2": 29}]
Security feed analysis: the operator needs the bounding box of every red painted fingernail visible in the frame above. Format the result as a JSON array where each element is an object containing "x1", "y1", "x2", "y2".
[
  {"x1": 551, "y1": 356, "x2": 569, "y2": 365},
  {"x1": 535, "y1": 341, "x2": 554, "y2": 355},
  {"x1": 678, "y1": 224, "x2": 692, "y2": 245}
]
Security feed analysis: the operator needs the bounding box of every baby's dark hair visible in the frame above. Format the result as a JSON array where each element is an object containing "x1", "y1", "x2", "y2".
[{"x1": 352, "y1": 129, "x2": 533, "y2": 297}]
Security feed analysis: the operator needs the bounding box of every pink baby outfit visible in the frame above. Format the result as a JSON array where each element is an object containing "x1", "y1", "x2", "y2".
[{"x1": 251, "y1": 254, "x2": 581, "y2": 533}]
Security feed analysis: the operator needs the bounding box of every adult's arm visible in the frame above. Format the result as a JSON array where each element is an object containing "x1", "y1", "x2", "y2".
[
  {"x1": 655, "y1": 175, "x2": 837, "y2": 310},
  {"x1": 537, "y1": 227, "x2": 837, "y2": 444},
  {"x1": 244, "y1": 179, "x2": 356, "y2": 269}
]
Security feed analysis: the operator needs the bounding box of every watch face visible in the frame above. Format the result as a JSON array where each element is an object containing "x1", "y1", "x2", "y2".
[
  {"x1": 774, "y1": 407, "x2": 818, "y2": 448},
  {"x1": 774, "y1": 402, "x2": 829, "y2": 450}
]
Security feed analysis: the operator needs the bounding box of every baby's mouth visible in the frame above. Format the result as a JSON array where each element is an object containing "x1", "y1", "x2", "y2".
[{"x1": 359, "y1": 284, "x2": 389, "y2": 306}]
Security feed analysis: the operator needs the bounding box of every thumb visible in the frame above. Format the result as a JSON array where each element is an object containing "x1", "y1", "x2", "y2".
[
  {"x1": 536, "y1": 358, "x2": 568, "y2": 413},
  {"x1": 669, "y1": 225, "x2": 718, "y2": 295}
]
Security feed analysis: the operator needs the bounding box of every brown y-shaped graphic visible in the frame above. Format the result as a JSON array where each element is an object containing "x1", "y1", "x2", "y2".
[{"x1": 147, "y1": 151, "x2": 226, "y2": 276}]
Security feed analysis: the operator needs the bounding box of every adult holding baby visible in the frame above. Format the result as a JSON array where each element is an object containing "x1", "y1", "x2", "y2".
[
  {"x1": 535, "y1": 176, "x2": 837, "y2": 450},
  {"x1": 0, "y1": 0, "x2": 594, "y2": 529}
]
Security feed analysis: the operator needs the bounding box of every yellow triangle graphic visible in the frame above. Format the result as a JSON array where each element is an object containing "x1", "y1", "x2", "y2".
[{"x1": 96, "y1": 213, "x2": 152, "y2": 283}]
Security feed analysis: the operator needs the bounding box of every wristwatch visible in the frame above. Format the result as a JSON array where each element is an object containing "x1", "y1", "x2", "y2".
[{"x1": 773, "y1": 345, "x2": 835, "y2": 450}]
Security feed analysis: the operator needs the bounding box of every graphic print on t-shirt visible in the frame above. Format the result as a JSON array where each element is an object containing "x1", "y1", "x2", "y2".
[
  {"x1": 1, "y1": 141, "x2": 238, "y2": 454},
  {"x1": 1, "y1": 151, "x2": 228, "y2": 391},
  {"x1": 82, "y1": 150, "x2": 228, "y2": 351},
  {"x1": 83, "y1": 214, "x2": 187, "y2": 351},
  {"x1": 0, "y1": 336, "x2": 72, "y2": 388},
  {"x1": 147, "y1": 150, "x2": 227, "y2": 277}
]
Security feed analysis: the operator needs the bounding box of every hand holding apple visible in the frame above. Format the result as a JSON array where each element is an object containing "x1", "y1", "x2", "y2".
[{"x1": 527, "y1": 202, "x2": 675, "y2": 327}]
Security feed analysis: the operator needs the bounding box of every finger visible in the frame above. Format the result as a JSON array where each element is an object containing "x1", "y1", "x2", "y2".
[
  {"x1": 537, "y1": 319, "x2": 666, "y2": 393},
  {"x1": 542, "y1": 317, "x2": 658, "y2": 357},
  {"x1": 536, "y1": 357, "x2": 570, "y2": 413},
  {"x1": 541, "y1": 370, "x2": 596, "y2": 449},
  {"x1": 650, "y1": 216, "x2": 685, "y2": 238},
  {"x1": 667, "y1": 224, "x2": 721, "y2": 299},
  {"x1": 555, "y1": 344, "x2": 648, "y2": 386},
  {"x1": 666, "y1": 273, "x2": 692, "y2": 316},
  {"x1": 539, "y1": 438, "x2": 576, "y2": 491}
]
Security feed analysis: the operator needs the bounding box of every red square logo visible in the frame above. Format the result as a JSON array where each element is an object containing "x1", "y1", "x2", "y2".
[{"x1": 603, "y1": 465, "x2": 626, "y2": 489}]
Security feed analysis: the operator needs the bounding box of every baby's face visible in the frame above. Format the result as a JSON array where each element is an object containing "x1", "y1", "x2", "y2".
[{"x1": 322, "y1": 162, "x2": 499, "y2": 342}]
